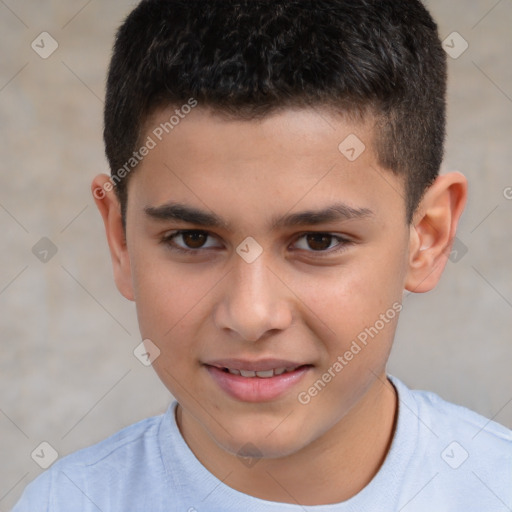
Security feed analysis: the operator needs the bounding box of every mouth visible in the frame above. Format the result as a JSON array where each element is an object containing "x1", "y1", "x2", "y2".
[
  {"x1": 204, "y1": 359, "x2": 313, "y2": 402},
  {"x1": 219, "y1": 365, "x2": 305, "y2": 378}
]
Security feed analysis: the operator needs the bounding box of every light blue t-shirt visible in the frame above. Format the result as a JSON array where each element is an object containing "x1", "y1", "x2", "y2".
[{"x1": 12, "y1": 376, "x2": 512, "y2": 511}]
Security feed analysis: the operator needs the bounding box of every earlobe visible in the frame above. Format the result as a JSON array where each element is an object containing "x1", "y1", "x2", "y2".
[
  {"x1": 91, "y1": 174, "x2": 135, "y2": 301},
  {"x1": 405, "y1": 172, "x2": 468, "y2": 293}
]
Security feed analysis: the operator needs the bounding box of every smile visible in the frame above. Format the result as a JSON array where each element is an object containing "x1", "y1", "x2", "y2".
[
  {"x1": 222, "y1": 366, "x2": 302, "y2": 378},
  {"x1": 205, "y1": 361, "x2": 312, "y2": 402}
]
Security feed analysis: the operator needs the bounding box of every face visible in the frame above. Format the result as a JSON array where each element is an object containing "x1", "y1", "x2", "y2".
[{"x1": 122, "y1": 107, "x2": 411, "y2": 458}]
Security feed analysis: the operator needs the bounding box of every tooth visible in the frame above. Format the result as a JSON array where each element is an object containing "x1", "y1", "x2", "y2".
[
  {"x1": 228, "y1": 368, "x2": 241, "y2": 376},
  {"x1": 240, "y1": 370, "x2": 256, "y2": 377},
  {"x1": 285, "y1": 366, "x2": 299, "y2": 373},
  {"x1": 273, "y1": 368, "x2": 286, "y2": 375},
  {"x1": 255, "y1": 370, "x2": 274, "y2": 378}
]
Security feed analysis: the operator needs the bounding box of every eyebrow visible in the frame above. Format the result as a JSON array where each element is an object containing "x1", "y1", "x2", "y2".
[{"x1": 144, "y1": 202, "x2": 374, "y2": 231}]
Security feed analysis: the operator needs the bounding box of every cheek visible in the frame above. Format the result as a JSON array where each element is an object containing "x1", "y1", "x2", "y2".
[
  {"x1": 303, "y1": 255, "x2": 404, "y2": 341},
  {"x1": 292, "y1": 261, "x2": 402, "y2": 426},
  {"x1": 132, "y1": 262, "x2": 208, "y2": 396},
  {"x1": 131, "y1": 251, "x2": 205, "y2": 335},
  {"x1": 130, "y1": 255, "x2": 223, "y2": 385},
  {"x1": 292, "y1": 248, "x2": 406, "y2": 408}
]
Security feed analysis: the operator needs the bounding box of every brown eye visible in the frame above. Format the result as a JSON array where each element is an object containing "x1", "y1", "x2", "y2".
[
  {"x1": 292, "y1": 232, "x2": 351, "y2": 256},
  {"x1": 306, "y1": 233, "x2": 334, "y2": 251},
  {"x1": 162, "y1": 230, "x2": 221, "y2": 253},
  {"x1": 182, "y1": 231, "x2": 208, "y2": 248}
]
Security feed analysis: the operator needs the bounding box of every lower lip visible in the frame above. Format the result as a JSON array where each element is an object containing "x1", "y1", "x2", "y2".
[{"x1": 206, "y1": 365, "x2": 311, "y2": 403}]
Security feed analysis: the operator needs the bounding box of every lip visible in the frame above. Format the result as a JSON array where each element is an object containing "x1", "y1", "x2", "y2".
[
  {"x1": 205, "y1": 358, "x2": 306, "y2": 372},
  {"x1": 204, "y1": 359, "x2": 312, "y2": 403}
]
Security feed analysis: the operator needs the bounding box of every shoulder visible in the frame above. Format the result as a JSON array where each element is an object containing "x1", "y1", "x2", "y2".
[
  {"x1": 12, "y1": 408, "x2": 170, "y2": 512},
  {"x1": 398, "y1": 376, "x2": 512, "y2": 446},
  {"x1": 390, "y1": 375, "x2": 512, "y2": 508},
  {"x1": 56, "y1": 410, "x2": 164, "y2": 470}
]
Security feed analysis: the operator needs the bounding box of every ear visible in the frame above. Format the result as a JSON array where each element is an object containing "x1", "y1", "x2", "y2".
[
  {"x1": 91, "y1": 174, "x2": 135, "y2": 301},
  {"x1": 405, "y1": 172, "x2": 468, "y2": 293}
]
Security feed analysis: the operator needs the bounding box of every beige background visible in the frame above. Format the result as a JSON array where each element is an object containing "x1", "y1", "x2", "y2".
[{"x1": 1, "y1": 0, "x2": 511, "y2": 508}]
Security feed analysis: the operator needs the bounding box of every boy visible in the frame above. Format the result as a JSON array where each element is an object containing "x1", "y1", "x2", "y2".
[{"x1": 13, "y1": 0, "x2": 512, "y2": 510}]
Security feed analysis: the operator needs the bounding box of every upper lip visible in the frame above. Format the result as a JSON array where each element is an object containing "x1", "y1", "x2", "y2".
[{"x1": 205, "y1": 359, "x2": 309, "y2": 372}]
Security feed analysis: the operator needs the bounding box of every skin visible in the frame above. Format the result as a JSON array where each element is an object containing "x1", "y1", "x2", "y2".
[{"x1": 92, "y1": 107, "x2": 467, "y2": 505}]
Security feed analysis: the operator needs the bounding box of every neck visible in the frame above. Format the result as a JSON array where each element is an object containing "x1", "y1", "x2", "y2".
[{"x1": 176, "y1": 374, "x2": 398, "y2": 506}]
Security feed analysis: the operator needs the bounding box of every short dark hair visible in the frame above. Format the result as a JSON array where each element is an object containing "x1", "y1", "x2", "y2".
[{"x1": 104, "y1": 0, "x2": 447, "y2": 224}]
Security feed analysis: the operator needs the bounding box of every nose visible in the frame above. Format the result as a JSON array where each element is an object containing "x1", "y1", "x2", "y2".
[{"x1": 213, "y1": 256, "x2": 293, "y2": 342}]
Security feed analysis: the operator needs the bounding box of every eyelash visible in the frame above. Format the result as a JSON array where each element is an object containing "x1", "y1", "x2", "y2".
[{"x1": 160, "y1": 230, "x2": 353, "y2": 257}]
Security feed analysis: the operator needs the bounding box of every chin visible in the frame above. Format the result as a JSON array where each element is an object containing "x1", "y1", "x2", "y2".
[{"x1": 211, "y1": 416, "x2": 315, "y2": 460}]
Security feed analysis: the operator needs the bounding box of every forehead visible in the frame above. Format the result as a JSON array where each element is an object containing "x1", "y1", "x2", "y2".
[
  {"x1": 128, "y1": 106, "x2": 406, "y2": 228},
  {"x1": 142, "y1": 105, "x2": 370, "y2": 167}
]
